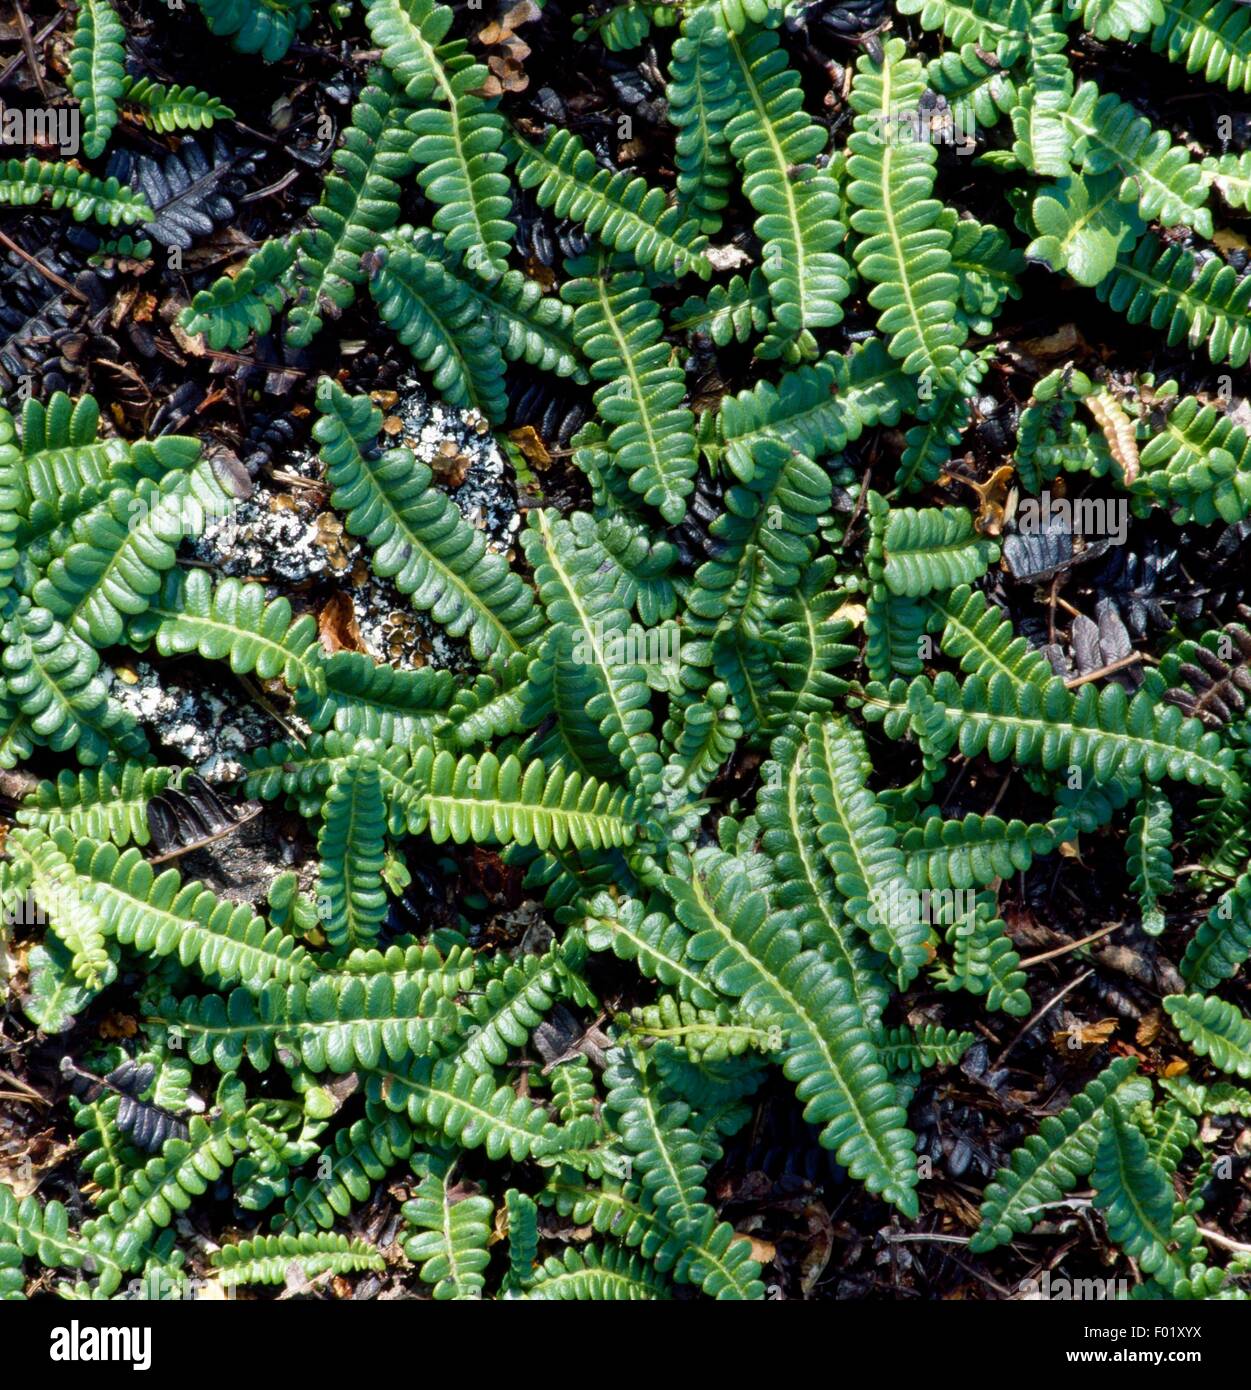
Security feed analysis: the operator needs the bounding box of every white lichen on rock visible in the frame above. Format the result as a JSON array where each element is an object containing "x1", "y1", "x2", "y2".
[{"x1": 106, "y1": 662, "x2": 285, "y2": 784}]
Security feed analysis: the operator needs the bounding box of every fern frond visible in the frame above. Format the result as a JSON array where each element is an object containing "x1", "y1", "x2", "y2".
[
  {"x1": 69, "y1": 0, "x2": 126, "y2": 159},
  {"x1": 0, "y1": 157, "x2": 152, "y2": 225},
  {"x1": 899, "y1": 670, "x2": 1238, "y2": 795},
  {"x1": 513, "y1": 128, "x2": 709, "y2": 280},
  {"x1": 402, "y1": 1154, "x2": 493, "y2": 1299},
  {"x1": 668, "y1": 11, "x2": 737, "y2": 234},
  {"x1": 668, "y1": 847, "x2": 919, "y2": 1215},
  {"x1": 284, "y1": 74, "x2": 417, "y2": 347},
  {"x1": 368, "y1": 1058, "x2": 564, "y2": 1159},
  {"x1": 805, "y1": 716, "x2": 933, "y2": 990},
  {"x1": 317, "y1": 755, "x2": 389, "y2": 956},
  {"x1": 383, "y1": 225, "x2": 585, "y2": 381},
  {"x1": 1, "y1": 603, "x2": 145, "y2": 766},
  {"x1": 191, "y1": 0, "x2": 312, "y2": 60},
  {"x1": 1062, "y1": 82, "x2": 1212, "y2": 235},
  {"x1": 1092, "y1": 1102, "x2": 1187, "y2": 1280},
  {"x1": 1096, "y1": 234, "x2": 1251, "y2": 369},
  {"x1": 11, "y1": 827, "x2": 313, "y2": 988},
  {"x1": 180, "y1": 238, "x2": 295, "y2": 351},
  {"x1": 313, "y1": 380, "x2": 543, "y2": 662},
  {"x1": 401, "y1": 745, "x2": 638, "y2": 850},
  {"x1": 1164, "y1": 992, "x2": 1251, "y2": 1078},
  {"x1": 970, "y1": 1056, "x2": 1151, "y2": 1251},
  {"x1": 17, "y1": 762, "x2": 179, "y2": 847},
  {"x1": 1127, "y1": 788, "x2": 1173, "y2": 936},
  {"x1": 722, "y1": 23, "x2": 850, "y2": 351},
  {"x1": 368, "y1": 232, "x2": 508, "y2": 421},
  {"x1": 1180, "y1": 871, "x2": 1251, "y2": 989},
  {"x1": 119, "y1": 76, "x2": 235, "y2": 133},
  {"x1": 1151, "y1": 0, "x2": 1251, "y2": 94},
  {"x1": 846, "y1": 39, "x2": 967, "y2": 387},
  {"x1": 865, "y1": 492, "x2": 999, "y2": 597},
  {"x1": 214, "y1": 1231, "x2": 384, "y2": 1286},
  {"x1": 129, "y1": 569, "x2": 324, "y2": 695},
  {"x1": 564, "y1": 270, "x2": 697, "y2": 524},
  {"x1": 521, "y1": 1242, "x2": 669, "y2": 1300}
]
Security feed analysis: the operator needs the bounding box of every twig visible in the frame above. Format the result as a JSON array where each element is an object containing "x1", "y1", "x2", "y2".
[
  {"x1": 0, "y1": 10, "x2": 63, "y2": 85},
  {"x1": 993, "y1": 969, "x2": 1093, "y2": 1067},
  {"x1": 237, "y1": 673, "x2": 308, "y2": 749},
  {"x1": 0, "y1": 228, "x2": 88, "y2": 302},
  {"x1": 201, "y1": 348, "x2": 310, "y2": 377},
  {"x1": 1018, "y1": 923, "x2": 1121, "y2": 968},
  {"x1": 1197, "y1": 1226, "x2": 1251, "y2": 1257},
  {"x1": 881, "y1": 1233, "x2": 970, "y2": 1245},
  {"x1": 0, "y1": 1069, "x2": 50, "y2": 1105},
  {"x1": 1064, "y1": 652, "x2": 1146, "y2": 688},
  {"x1": 12, "y1": 0, "x2": 49, "y2": 100}
]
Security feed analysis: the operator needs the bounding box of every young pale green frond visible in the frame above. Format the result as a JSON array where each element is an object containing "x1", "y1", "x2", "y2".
[{"x1": 0, "y1": 158, "x2": 152, "y2": 226}]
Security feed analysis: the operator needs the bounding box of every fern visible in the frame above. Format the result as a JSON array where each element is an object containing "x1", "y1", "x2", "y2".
[
  {"x1": 284, "y1": 74, "x2": 417, "y2": 348},
  {"x1": 1164, "y1": 993, "x2": 1251, "y2": 1078},
  {"x1": 214, "y1": 1231, "x2": 384, "y2": 1286},
  {"x1": 668, "y1": 847, "x2": 920, "y2": 1216},
  {"x1": 129, "y1": 569, "x2": 324, "y2": 695},
  {"x1": 313, "y1": 380, "x2": 543, "y2": 662},
  {"x1": 846, "y1": 40, "x2": 967, "y2": 388},
  {"x1": 1092, "y1": 1102, "x2": 1188, "y2": 1282},
  {"x1": 1062, "y1": 83, "x2": 1213, "y2": 236},
  {"x1": 513, "y1": 129, "x2": 709, "y2": 281},
  {"x1": 0, "y1": 158, "x2": 152, "y2": 225},
  {"x1": 1096, "y1": 235, "x2": 1251, "y2": 369},
  {"x1": 1150, "y1": 0, "x2": 1251, "y2": 94},
  {"x1": 402, "y1": 1154, "x2": 494, "y2": 1298},
  {"x1": 382, "y1": 226, "x2": 585, "y2": 381},
  {"x1": 368, "y1": 232, "x2": 508, "y2": 420},
  {"x1": 192, "y1": 0, "x2": 312, "y2": 60},
  {"x1": 118, "y1": 76, "x2": 234, "y2": 133},
  {"x1": 180, "y1": 238, "x2": 295, "y2": 350},
  {"x1": 970, "y1": 1056, "x2": 1151, "y2": 1251},
  {"x1": 722, "y1": 23, "x2": 851, "y2": 352},
  {"x1": 68, "y1": 0, "x2": 127, "y2": 159},
  {"x1": 564, "y1": 269, "x2": 697, "y2": 524},
  {"x1": 1127, "y1": 788, "x2": 1174, "y2": 936}
]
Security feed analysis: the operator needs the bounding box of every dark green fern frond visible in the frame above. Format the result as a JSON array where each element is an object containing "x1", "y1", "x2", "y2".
[{"x1": 68, "y1": 0, "x2": 127, "y2": 159}]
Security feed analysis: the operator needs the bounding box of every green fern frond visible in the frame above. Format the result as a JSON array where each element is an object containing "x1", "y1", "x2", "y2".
[
  {"x1": 129, "y1": 569, "x2": 324, "y2": 695},
  {"x1": 119, "y1": 76, "x2": 235, "y2": 133},
  {"x1": 1096, "y1": 234, "x2": 1251, "y2": 369},
  {"x1": 564, "y1": 269, "x2": 697, "y2": 524},
  {"x1": 214, "y1": 1231, "x2": 384, "y2": 1286},
  {"x1": 1164, "y1": 992, "x2": 1251, "y2": 1078},
  {"x1": 512, "y1": 128, "x2": 710, "y2": 281},
  {"x1": 313, "y1": 380, "x2": 543, "y2": 662},
  {"x1": 180, "y1": 238, "x2": 295, "y2": 350},
  {"x1": 402, "y1": 1154, "x2": 493, "y2": 1299},
  {"x1": 970, "y1": 1056, "x2": 1151, "y2": 1251},
  {"x1": 847, "y1": 39, "x2": 967, "y2": 388},
  {"x1": 192, "y1": 0, "x2": 312, "y2": 61},
  {"x1": 1127, "y1": 788, "x2": 1173, "y2": 936},
  {"x1": 68, "y1": 0, "x2": 126, "y2": 159},
  {"x1": 0, "y1": 157, "x2": 152, "y2": 225},
  {"x1": 284, "y1": 73, "x2": 417, "y2": 348}
]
